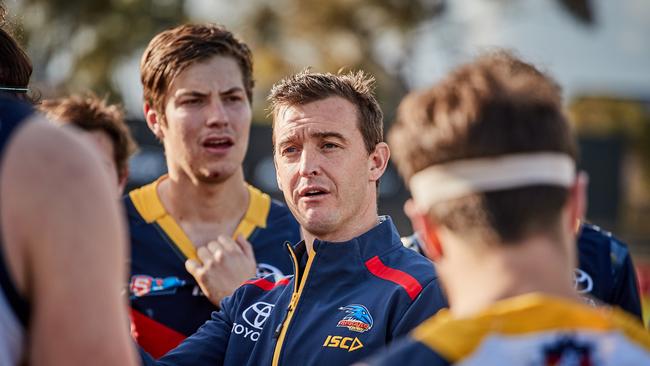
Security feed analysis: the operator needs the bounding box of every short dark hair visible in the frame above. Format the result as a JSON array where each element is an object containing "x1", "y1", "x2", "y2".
[
  {"x1": 268, "y1": 69, "x2": 384, "y2": 154},
  {"x1": 0, "y1": 26, "x2": 34, "y2": 103},
  {"x1": 40, "y1": 93, "x2": 137, "y2": 181},
  {"x1": 390, "y1": 51, "x2": 578, "y2": 244},
  {"x1": 140, "y1": 23, "x2": 254, "y2": 115}
]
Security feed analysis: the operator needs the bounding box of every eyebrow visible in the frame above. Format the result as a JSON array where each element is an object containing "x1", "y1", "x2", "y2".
[
  {"x1": 311, "y1": 131, "x2": 347, "y2": 143},
  {"x1": 176, "y1": 90, "x2": 209, "y2": 99},
  {"x1": 176, "y1": 86, "x2": 245, "y2": 99},
  {"x1": 277, "y1": 131, "x2": 348, "y2": 148},
  {"x1": 220, "y1": 87, "x2": 245, "y2": 95}
]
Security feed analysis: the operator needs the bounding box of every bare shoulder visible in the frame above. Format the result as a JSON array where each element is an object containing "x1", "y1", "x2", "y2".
[
  {"x1": 4, "y1": 114, "x2": 112, "y2": 185},
  {"x1": 1, "y1": 114, "x2": 118, "y2": 257},
  {"x1": 0, "y1": 115, "x2": 137, "y2": 365}
]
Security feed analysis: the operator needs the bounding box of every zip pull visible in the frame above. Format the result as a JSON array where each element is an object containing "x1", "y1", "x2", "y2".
[
  {"x1": 273, "y1": 322, "x2": 284, "y2": 339},
  {"x1": 274, "y1": 293, "x2": 297, "y2": 339}
]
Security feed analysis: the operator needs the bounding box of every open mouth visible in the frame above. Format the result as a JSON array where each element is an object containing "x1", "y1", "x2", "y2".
[
  {"x1": 303, "y1": 189, "x2": 327, "y2": 197},
  {"x1": 202, "y1": 137, "x2": 234, "y2": 150},
  {"x1": 299, "y1": 186, "x2": 330, "y2": 199}
]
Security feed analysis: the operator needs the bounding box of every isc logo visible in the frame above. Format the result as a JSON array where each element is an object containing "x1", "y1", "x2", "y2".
[{"x1": 322, "y1": 335, "x2": 364, "y2": 352}]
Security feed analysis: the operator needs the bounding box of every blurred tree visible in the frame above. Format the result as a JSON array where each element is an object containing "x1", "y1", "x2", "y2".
[{"x1": 3, "y1": 0, "x2": 593, "y2": 119}]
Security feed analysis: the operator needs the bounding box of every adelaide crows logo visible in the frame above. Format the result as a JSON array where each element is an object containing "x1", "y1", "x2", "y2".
[{"x1": 337, "y1": 304, "x2": 373, "y2": 333}]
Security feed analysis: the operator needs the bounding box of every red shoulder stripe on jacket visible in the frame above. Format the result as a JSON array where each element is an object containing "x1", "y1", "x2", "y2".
[
  {"x1": 243, "y1": 277, "x2": 291, "y2": 291},
  {"x1": 365, "y1": 256, "x2": 423, "y2": 301}
]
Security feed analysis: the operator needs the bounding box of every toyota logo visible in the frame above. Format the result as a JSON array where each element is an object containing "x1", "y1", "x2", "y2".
[
  {"x1": 573, "y1": 269, "x2": 593, "y2": 294},
  {"x1": 242, "y1": 302, "x2": 275, "y2": 330}
]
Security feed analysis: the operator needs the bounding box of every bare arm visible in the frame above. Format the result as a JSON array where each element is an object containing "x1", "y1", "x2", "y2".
[{"x1": 1, "y1": 118, "x2": 138, "y2": 365}]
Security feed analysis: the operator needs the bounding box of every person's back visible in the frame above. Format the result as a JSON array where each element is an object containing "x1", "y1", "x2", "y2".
[{"x1": 365, "y1": 52, "x2": 650, "y2": 365}]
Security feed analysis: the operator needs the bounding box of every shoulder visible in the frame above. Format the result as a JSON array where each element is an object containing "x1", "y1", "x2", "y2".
[
  {"x1": 365, "y1": 244, "x2": 439, "y2": 302},
  {"x1": 2, "y1": 116, "x2": 117, "y2": 215},
  {"x1": 578, "y1": 223, "x2": 632, "y2": 271},
  {"x1": 578, "y1": 223, "x2": 628, "y2": 252},
  {"x1": 122, "y1": 191, "x2": 147, "y2": 225},
  {"x1": 267, "y1": 199, "x2": 299, "y2": 226},
  {"x1": 240, "y1": 274, "x2": 293, "y2": 292},
  {"x1": 221, "y1": 274, "x2": 293, "y2": 312}
]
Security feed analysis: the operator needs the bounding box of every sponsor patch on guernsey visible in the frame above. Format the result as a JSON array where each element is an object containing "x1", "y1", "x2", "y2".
[
  {"x1": 129, "y1": 275, "x2": 186, "y2": 298},
  {"x1": 336, "y1": 304, "x2": 373, "y2": 333}
]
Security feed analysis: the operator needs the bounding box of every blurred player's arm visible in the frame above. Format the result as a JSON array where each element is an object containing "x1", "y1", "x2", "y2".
[{"x1": 1, "y1": 118, "x2": 139, "y2": 366}]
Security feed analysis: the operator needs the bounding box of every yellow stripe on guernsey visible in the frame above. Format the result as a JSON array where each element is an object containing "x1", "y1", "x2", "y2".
[
  {"x1": 413, "y1": 293, "x2": 650, "y2": 363},
  {"x1": 129, "y1": 175, "x2": 271, "y2": 260},
  {"x1": 272, "y1": 245, "x2": 316, "y2": 366}
]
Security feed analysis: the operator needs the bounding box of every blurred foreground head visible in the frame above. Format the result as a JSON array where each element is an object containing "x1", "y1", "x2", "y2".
[{"x1": 390, "y1": 51, "x2": 582, "y2": 258}]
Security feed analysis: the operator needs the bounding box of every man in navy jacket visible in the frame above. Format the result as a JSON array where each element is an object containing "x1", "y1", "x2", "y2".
[{"x1": 140, "y1": 70, "x2": 447, "y2": 365}]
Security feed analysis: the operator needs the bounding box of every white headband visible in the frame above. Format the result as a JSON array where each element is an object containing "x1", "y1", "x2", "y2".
[{"x1": 409, "y1": 152, "x2": 575, "y2": 209}]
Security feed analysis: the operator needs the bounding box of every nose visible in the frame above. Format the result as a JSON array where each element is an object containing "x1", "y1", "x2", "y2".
[
  {"x1": 298, "y1": 146, "x2": 321, "y2": 177},
  {"x1": 205, "y1": 99, "x2": 228, "y2": 127}
]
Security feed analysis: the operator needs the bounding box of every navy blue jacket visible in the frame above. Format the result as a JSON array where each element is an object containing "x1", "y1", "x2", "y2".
[
  {"x1": 141, "y1": 216, "x2": 447, "y2": 366},
  {"x1": 401, "y1": 222, "x2": 642, "y2": 320}
]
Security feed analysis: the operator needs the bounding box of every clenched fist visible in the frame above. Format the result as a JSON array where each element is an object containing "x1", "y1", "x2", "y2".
[{"x1": 185, "y1": 234, "x2": 257, "y2": 306}]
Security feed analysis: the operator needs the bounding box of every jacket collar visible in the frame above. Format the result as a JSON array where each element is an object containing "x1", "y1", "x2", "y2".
[{"x1": 289, "y1": 216, "x2": 401, "y2": 266}]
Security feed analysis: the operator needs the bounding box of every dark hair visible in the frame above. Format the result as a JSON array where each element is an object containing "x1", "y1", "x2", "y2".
[
  {"x1": 390, "y1": 51, "x2": 578, "y2": 243},
  {"x1": 140, "y1": 23, "x2": 254, "y2": 115},
  {"x1": 40, "y1": 93, "x2": 137, "y2": 181},
  {"x1": 0, "y1": 25, "x2": 34, "y2": 103},
  {"x1": 268, "y1": 69, "x2": 384, "y2": 154}
]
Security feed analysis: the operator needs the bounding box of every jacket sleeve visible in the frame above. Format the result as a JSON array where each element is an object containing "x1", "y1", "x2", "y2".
[
  {"x1": 610, "y1": 242, "x2": 643, "y2": 320},
  {"x1": 139, "y1": 295, "x2": 237, "y2": 366},
  {"x1": 390, "y1": 277, "x2": 448, "y2": 339}
]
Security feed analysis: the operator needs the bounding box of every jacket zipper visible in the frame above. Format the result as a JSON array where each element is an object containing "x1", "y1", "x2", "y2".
[{"x1": 271, "y1": 245, "x2": 316, "y2": 366}]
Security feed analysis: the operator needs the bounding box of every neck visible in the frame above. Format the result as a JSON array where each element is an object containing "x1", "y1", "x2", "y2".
[
  {"x1": 158, "y1": 168, "x2": 249, "y2": 223},
  {"x1": 303, "y1": 200, "x2": 379, "y2": 253},
  {"x1": 442, "y1": 234, "x2": 580, "y2": 318}
]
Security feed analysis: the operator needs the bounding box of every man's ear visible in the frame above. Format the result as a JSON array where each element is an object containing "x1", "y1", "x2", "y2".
[
  {"x1": 368, "y1": 142, "x2": 390, "y2": 182},
  {"x1": 274, "y1": 156, "x2": 283, "y2": 192},
  {"x1": 568, "y1": 171, "x2": 588, "y2": 235},
  {"x1": 117, "y1": 168, "x2": 129, "y2": 196},
  {"x1": 404, "y1": 199, "x2": 444, "y2": 261},
  {"x1": 144, "y1": 103, "x2": 164, "y2": 140}
]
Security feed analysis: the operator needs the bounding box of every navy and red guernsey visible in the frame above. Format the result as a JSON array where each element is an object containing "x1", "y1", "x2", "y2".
[
  {"x1": 127, "y1": 176, "x2": 301, "y2": 358},
  {"x1": 139, "y1": 216, "x2": 448, "y2": 366},
  {"x1": 402, "y1": 222, "x2": 643, "y2": 320}
]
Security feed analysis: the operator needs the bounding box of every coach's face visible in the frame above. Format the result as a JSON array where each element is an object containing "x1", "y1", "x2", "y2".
[
  {"x1": 273, "y1": 96, "x2": 388, "y2": 241},
  {"x1": 145, "y1": 55, "x2": 251, "y2": 184}
]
